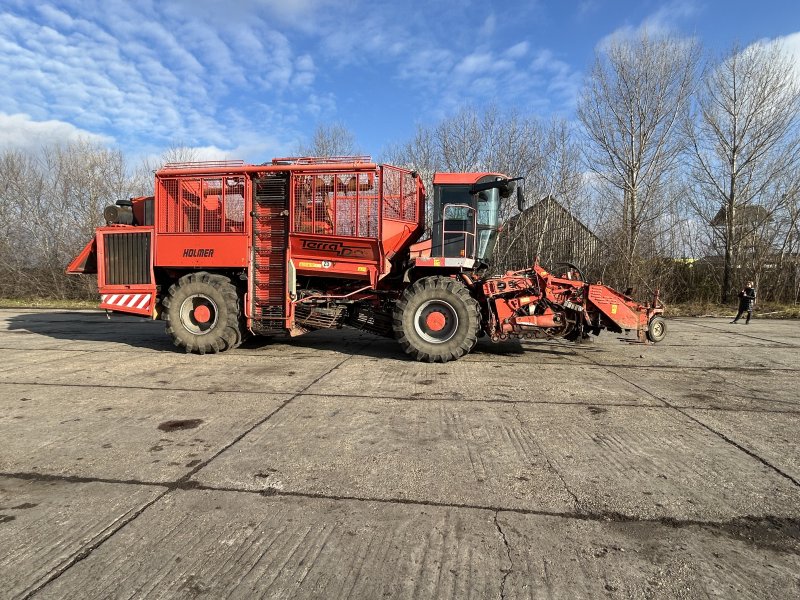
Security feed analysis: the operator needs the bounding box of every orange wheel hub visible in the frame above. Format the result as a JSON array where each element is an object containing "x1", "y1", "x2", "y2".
[
  {"x1": 193, "y1": 304, "x2": 212, "y2": 324},
  {"x1": 426, "y1": 311, "x2": 446, "y2": 331}
]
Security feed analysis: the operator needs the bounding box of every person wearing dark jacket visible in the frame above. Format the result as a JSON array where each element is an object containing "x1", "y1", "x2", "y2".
[{"x1": 731, "y1": 281, "x2": 756, "y2": 324}]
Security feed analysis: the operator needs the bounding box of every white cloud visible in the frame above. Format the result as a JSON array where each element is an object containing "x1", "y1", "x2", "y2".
[
  {"x1": 292, "y1": 53, "x2": 316, "y2": 87},
  {"x1": 0, "y1": 1, "x2": 586, "y2": 160},
  {"x1": 577, "y1": 1, "x2": 599, "y2": 18},
  {"x1": 505, "y1": 42, "x2": 529, "y2": 59},
  {"x1": 480, "y1": 14, "x2": 496, "y2": 37},
  {"x1": 35, "y1": 4, "x2": 75, "y2": 29},
  {"x1": 0, "y1": 113, "x2": 113, "y2": 152},
  {"x1": 0, "y1": 3, "x2": 334, "y2": 162},
  {"x1": 752, "y1": 31, "x2": 800, "y2": 80},
  {"x1": 599, "y1": 0, "x2": 700, "y2": 48},
  {"x1": 455, "y1": 52, "x2": 495, "y2": 76}
]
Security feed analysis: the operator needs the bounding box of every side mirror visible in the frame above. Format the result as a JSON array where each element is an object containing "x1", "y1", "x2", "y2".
[{"x1": 517, "y1": 185, "x2": 525, "y2": 212}]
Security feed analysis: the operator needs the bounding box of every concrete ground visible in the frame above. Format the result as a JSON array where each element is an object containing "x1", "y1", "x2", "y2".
[{"x1": 0, "y1": 308, "x2": 798, "y2": 599}]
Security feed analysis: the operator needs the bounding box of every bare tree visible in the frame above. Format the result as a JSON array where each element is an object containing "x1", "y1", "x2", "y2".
[
  {"x1": 493, "y1": 118, "x2": 589, "y2": 272},
  {"x1": 770, "y1": 170, "x2": 800, "y2": 303},
  {"x1": 130, "y1": 145, "x2": 202, "y2": 196},
  {"x1": 578, "y1": 31, "x2": 700, "y2": 283},
  {"x1": 0, "y1": 141, "x2": 134, "y2": 299},
  {"x1": 384, "y1": 106, "x2": 586, "y2": 272},
  {"x1": 297, "y1": 122, "x2": 359, "y2": 158},
  {"x1": 384, "y1": 106, "x2": 545, "y2": 239},
  {"x1": 684, "y1": 42, "x2": 800, "y2": 302}
]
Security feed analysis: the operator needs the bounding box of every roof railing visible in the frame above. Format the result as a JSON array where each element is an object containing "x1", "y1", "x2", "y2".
[
  {"x1": 162, "y1": 159, "x2": 245, "y2": 169},
  {"x1": 270, "y1": 156, "x2": 373, "y2": 165}
]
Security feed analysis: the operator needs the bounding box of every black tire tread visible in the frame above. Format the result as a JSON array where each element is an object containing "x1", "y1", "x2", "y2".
[
  {"x1": 163, "y1": 272, "x2": 244, "y2": 354},
  {"x1": 393, "y1": 276, "x2": 480, "y2": 363}
]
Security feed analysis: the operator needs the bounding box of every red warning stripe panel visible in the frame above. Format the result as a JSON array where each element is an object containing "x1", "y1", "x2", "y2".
[{"x1": 100, "y1": 293, "x2": 153, "y2": 316}]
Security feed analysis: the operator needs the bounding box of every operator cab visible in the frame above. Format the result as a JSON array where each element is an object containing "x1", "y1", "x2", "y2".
[{"x1": 431, "y1": 173, "x2": 523, "y2": 265}]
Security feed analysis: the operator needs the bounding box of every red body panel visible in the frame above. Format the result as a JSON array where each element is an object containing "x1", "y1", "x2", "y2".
[
  {"x1": 155, "y1": 234, "x2": 250, "y2": 268},
  {"x1": 432, "y1": 172, "x2": 507, "y2": 185},
  {"x1": 66, "y1": 237, "x2": 97, "y2": 274},
  {"x1": 587, "y1": 284, "x2": 644, "y2": 330},
  {"x1": 95, "y1": 226, "x2": 157, "y2": 317},
  {"x1": 290, "y1": 234, "x2": 377, "y2": 284}
]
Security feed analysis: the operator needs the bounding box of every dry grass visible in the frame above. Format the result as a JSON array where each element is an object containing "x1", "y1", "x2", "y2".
[
  {"x1": 665, "y1": 301, "x2": 800, "y2": 319},
  {"x1": 0, "y1": 298, "x2": 99, "y2": 310}
]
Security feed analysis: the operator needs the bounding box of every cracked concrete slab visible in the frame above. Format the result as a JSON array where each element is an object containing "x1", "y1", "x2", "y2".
[
  {"x1": 0, "y1": 383, "x2": 287, "y2": 482},
  {"x1": 498, "y1": 511, "x2": 800, "y2": 599},
  {"x1": 465, "y1": 338, "x2": 592, "y2": 364},
  {"x1": 193, "y1": 395, "x2": 577, "y2": 513},
  {"x1": 36, "y1": 489, "x2": 507, "y2": 600},
  {"x1": 0, "y1": 332, "x2": 100, "y2": 352},
  {"x1": 310, "y1": 359, "x2": 656, "y2": 405},
  {"x1": 517, "y1": 404, "x2": 800, "y2": 520},
  {"x1": 0, "y1": 475, "x2": 164, "y2": 599},
  {"x1": 607, "y1": 366, "x2": 800, "y2": 412},
  {"x1": 1, "y1": 349, "x2": 94, "y2": 373},
  {"x1": 4, "y1": 310, "x2": 381, "y2": 356},
  {"x1": 3, "y1": 311, "x2": 171, "y2": 352},
  {"x1": 0, "y1": 348, "x2": 346, "y2": 394},
  {"x1": 592, "y1": 343, "x2": 799, "y2": 369},
  {"x1": 685, "y1": 409, "x2": 800, "y2": 483}
]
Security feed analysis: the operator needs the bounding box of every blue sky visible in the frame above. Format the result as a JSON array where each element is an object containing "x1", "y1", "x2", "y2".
[{"x1": 1, "y1": 0, "x2": 799, "y2": 164}]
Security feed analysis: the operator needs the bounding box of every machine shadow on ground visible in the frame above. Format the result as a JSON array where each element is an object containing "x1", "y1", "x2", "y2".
[
  {"x1": 7, "y1": 311, "x2": 175, "y2": 351},
  {"x1": 8, "y1": 311, "x2": 580, "y2": 361}
]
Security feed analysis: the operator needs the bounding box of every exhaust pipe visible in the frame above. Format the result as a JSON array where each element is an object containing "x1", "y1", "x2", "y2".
[{"x1": 104, "y1": 204, "x2": 134, "y2": 225}]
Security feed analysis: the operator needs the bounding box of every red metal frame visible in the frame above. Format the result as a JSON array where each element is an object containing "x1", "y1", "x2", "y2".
[
  {"x1": 481, "y1": 260, "x2": 663, "y2": 342},
  {"x1": 441, "y1": 203, "x2": 477, "y2": 258},
  {"x1": 281, "y1": 164, "x2": 424, "y2": 291}
]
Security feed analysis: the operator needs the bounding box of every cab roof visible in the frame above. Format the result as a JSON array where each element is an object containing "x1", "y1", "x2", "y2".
[{"x1": 433, "y1": 172, "x2": 508, "y2": 186}]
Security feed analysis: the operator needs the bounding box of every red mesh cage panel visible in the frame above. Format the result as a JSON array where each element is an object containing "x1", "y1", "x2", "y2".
[
  {"x1": 383, "y1": 168, "x2": 401, "y2": 220},
  {"x1": 157, "y1": 176, "x2": 246, "y2": 234},
  {"x1": 359, "y1": 197, "x2": 379, "y2": 237},
  {"x1": 224, "y1": 177, "x2": 246, "y2": 232},
  {"x1": 402, "y1": 171, "x2": 417, "y2": 221},
  {"x1": 201, "y1": 178, "x2": 222, "y2": 233},
  {"x1": 355, "y1": 172, "x2": 378, "y2": 237},
  {"x1": 382, "y1": 166, "x2": 417, "y2": 223},
  {"x1": 292, "y1": 171, "x2": 379, "y2": 238},
  {"x1": 158, "y1": 178, "x2": 180, "y2": 232},
  {"x1": 293, "y1": 174, "x2": 331, "y2": 235},
  {"x1": 180, "y1": 178, "x2": 202, "y2": 232}
]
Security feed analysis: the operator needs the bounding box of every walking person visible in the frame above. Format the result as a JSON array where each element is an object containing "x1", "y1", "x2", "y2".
[{"x1": 731, "y1": 281, "x2": 756, "y2": 324}]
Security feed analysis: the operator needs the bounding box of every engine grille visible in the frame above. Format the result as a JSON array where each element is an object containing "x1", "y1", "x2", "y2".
[{"x1": 103, "y1": 232, "x2": 152, "y2": 285}]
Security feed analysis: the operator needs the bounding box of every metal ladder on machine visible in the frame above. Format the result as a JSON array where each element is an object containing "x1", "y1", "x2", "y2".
[{"x1": 252, "y1": 176, "x2": 289, "y2": 334}]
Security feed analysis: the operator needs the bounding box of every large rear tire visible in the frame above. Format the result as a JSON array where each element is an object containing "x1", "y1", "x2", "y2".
[
  {"x1": 393, "y1": 276, "x2": 480, "y2": 362},
  {"x1": 163, "y1": 272, "x2": 244, "y2": 354}
]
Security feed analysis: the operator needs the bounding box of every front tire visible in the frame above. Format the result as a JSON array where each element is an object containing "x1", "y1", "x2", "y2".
[
  {"x1": 646, "y1": 316, "x2": 667, "y2": 343},
  {"x1": 163, "y1": 272, "x2": 244, "y2": 354},
  {"x1": 393, "y1": 276, "x2": 480, "y2": 362}
]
